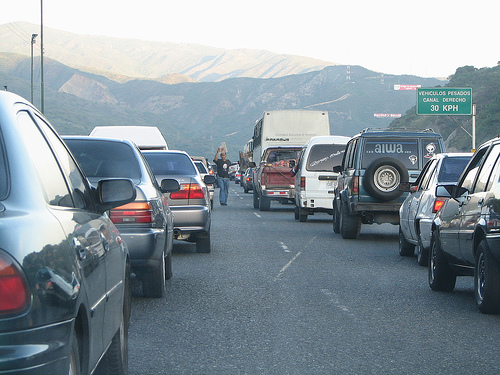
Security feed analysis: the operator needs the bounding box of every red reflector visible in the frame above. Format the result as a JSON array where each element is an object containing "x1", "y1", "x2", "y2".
[
  {"x1": 300, "y1": 177, "x2": 305, "y2": 189},
  {"x1": 170, "y1": 183, "x2": 206, "y2": 200},
  {"x1": 0, "y1": 255, "x2": 29, "y2": 314},
  {"x1": 353, "y1": 176, "x2": 359, "y2": 193},
  {"x1": 433, "y1": 199, "x2": 445, "y2": 213}
]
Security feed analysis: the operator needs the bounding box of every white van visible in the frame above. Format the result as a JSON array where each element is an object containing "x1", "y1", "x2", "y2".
[
  {"x1": 294, "y1": 135, "x2": 351, "y2": 222},
  {"x1": 89, "y1": 126, "x2": 168, "y2": 150}
]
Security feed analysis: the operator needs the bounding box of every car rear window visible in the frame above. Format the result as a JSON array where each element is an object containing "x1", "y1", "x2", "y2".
[
  {"x1": 437, "y1": 156, "x2": 471, "y2": 183},
  {"x1": 306, "y1": 144, "x2": 346, "y2": 172},
  {"x1": 65, "y1": 139, "x2": 141, "y2": 179},
  {"x1": 144, "y1": 153, "x2": 197, "y2": 176},
  {"x1": 195, "y1": 162, "x2": 208, "y2": 174}
]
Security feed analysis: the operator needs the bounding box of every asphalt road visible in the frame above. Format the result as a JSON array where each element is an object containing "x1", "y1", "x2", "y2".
[{"x1": 129, "y1": 185, "x2": 500, "y2": 374}]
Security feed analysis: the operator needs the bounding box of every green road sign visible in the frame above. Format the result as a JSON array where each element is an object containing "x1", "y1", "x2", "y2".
[{"x1": 416, "y1": 87, "x2": 472, "y2": 115}]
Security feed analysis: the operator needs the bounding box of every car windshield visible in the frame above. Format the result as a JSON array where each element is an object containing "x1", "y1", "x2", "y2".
[
  {"x1": 144, "y1": 153, "x2": 197, "y2": 176},
  {"x1": 306, "y1": 144, "x2": 346, "y2": 172},
  {"x1": 438, "y1": 156, "x2": 471, "y2": 183},
  {"x1": 65, "y1": 139, "x2": 141, "y2": 179}
]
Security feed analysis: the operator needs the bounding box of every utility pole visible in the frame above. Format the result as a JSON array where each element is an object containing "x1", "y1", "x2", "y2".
[
  {"x1": 40, "y1": 0, "x2": 45, "y2": 113},
  {"x1": 31, "y1": 34, "x2": 38, "y2": 104}
]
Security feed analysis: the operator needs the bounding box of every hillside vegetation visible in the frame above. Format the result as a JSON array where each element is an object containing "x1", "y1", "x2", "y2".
[{"x1": 391, "y1": 65, "x2": 500, "y2": 151}]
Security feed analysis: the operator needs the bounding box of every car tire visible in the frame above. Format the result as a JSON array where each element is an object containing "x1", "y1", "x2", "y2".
[
  {"x1": 416, "y1": 239, "x2": 429, "y2": 267},
  {"x1": 196, "y1": 232, "x2": 211, "y2": 253},
  {"x1": 475, "y1": 240, "x2": 500, "y2": 314},
  {"x1": 332, "y1": 201, "x2": 340, "y2": 234},
  {"x1": 340, "y1": 200, "x2": 360, "y2": 239},
  {"x1": 398, "y1": 226, "x2": 415, "y2": 256},
  {"x1": 69, "y1": 331, "x2": 81, "y2": 375},
  {"x1": 298, "y1": 210, "x2": 308, "y2": 222},
  {"x1": 253, "y1": 190, "x2": 260, "y2": 209},
  {"x1": 259, "y1": 195, "x2": 271, "y2": 211},
  {"x1": 98, "y1": 320, "x2": 128, "y2": 375},
  {"x1": 244, "y1": 186, "x2": 249, "y2": 193},
  {"x1": 143, "y1": 250, "x2": 166, "y2": 298},
  {"x1": 428, "y1": 232, "x2": 456, "y2": 292},
  {"x1": 165, "y1": 251, "x2": 173, "y2": 280},
  {"x1": 364, "y1": 157, "x2": 408, "y2": 201},
  {"x1": 294, "y1": 205, "x2": 299, "y2": 220}
]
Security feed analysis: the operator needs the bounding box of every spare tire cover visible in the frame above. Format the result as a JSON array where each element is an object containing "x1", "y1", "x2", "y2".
[{"x1": 363, "y1": 157, "x2": 408, "y2": 201}]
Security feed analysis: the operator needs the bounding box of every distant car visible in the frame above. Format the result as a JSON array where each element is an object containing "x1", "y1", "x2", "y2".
[
  {"x1": 242, "y1": 167, "x2": 253, "y2": 193},
  {"x1": 429, "y1": 137, "x2": 500, "y2": 313},
  {"x1": 399, "y1": 153, "x2": 471, "y2": 265},
  {"x1": 64, "y1": 136, "x2": 180, "y2": 298},
  {"x1": 194, "y1": 159, "x2": 215, "y2": 208},
  {"x1": 143, "y1": 150, "x2": 216, "y2": 253},
  {"x1": 0, "y1": 91, "x2": 136, "y2": 374}
]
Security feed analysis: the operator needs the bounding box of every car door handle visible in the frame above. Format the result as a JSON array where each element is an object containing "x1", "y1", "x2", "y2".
[{"x1": 73, "y1": 238, "x2": 87, "y2": 260}]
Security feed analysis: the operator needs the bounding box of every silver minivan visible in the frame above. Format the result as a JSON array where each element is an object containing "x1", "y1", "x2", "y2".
[{"x1": 294, "y1": 135, "x2": 351, "y2": 222}]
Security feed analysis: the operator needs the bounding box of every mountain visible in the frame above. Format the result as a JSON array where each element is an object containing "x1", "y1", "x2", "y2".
[
  {"x1": 0, "y1": 22, "x2": 337, "y2": 83},
  {"x1": 0, "y1": 52, "x2": 446, "y2": 160}
]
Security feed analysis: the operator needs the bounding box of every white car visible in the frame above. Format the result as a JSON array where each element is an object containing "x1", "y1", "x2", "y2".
[
  {"x1": 399, "y1": 153, "x2": 472, "y2": 265},
  {"x1": 194, "y1": 160, "x2": 215, "y2": 209}
]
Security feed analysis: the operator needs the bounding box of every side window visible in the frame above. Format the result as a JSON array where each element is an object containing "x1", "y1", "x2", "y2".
[
  {"x1": 17, "y1": 111, "x2": 73, "y2": 207},
  {"x1": 35, "y1": 115, "x2": 93, "y2": 209},
  {"x1": 461, "y1": 146, "x2": 488, "y2": 192},
  {"x1": 419, "y1": 159, "x2": 438, "y2": 190},
  {"x1": 475, "y1": 144, "x2": 500, "y2": 193}
]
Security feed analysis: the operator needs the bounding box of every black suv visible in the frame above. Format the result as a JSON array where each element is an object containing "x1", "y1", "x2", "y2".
[
  {"x1": 430, "y1": 136, "x2": 500, "y2": 314},
  {"x1": 333, "y1": 128, "x2": 445, "y2": 239}
]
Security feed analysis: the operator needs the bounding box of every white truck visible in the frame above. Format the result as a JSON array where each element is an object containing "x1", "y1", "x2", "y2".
[
  {"x1": 250, "y1": 110, "x2": 330, "y2": 211},
  {"x1": 89, "y1": 126, "x2": 168, "y2": 150}
]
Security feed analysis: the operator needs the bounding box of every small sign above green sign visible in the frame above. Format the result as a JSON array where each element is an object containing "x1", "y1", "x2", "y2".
[{"x1": 416, "y1": 87, "x2": 472, "y2": 115}]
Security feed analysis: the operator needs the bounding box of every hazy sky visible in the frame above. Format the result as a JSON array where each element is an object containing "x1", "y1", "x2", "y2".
[{"x1": 1, "y1": 0, "x2": 497, "y2": 78}]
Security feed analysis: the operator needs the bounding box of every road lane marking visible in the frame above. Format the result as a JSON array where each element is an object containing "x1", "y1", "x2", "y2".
[
  {"x1": 278, "y1": 241, "x2": 291, "y2": 253},
  {"x1": 274, "y1": 251, "x2": 303, "y2": 281},
  {"x1": 320, "y1": 288, "x2": 358, "y2": 321},
  {"x1": 253, "y1": 212, "x2": 261, "y2": 218}
]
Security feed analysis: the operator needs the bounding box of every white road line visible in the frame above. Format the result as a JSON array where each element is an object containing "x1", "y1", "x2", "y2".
[
  {"x1": 278, "y1": 241, "x2": 291, "y2": 253},
  {"x1": 253, "y1": 212, "x2": 261, "y2": 218},
  {"x1": 274, "y1": 251, "x2": 303, "y2": 281}
]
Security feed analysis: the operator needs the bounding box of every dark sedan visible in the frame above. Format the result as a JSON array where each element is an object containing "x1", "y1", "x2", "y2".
[
  {"x1": 64, "y1": 136, "x2": 180, "y2": 298},
  {"x1": 0, "y1": 91, "x2": 136, "y2": 374},
  {"x1": 430, "y1": 137, "x2": 500, "y2": 313}
]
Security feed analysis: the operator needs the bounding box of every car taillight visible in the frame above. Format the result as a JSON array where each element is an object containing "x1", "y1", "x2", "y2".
[
  {"x1": 0, "y1": 252, "x2": 30, "y2": 314},
  {"x1": 170, "y1": 183, "x2": 206, "y2": 200},
  {"x1": 300, "y1": 177, "x2": 306, "y2": 189},
  {"x1": 246, "y1": 177, "x2": 252, "y2": 182},
  {"x1": 352, "y1": 176, "x2": 359, "y2": 193},
  {"x1": 110, "y1": 202, "x2": 154, "y2": 224},
  {"x1": 433, "y1": 198, "x2": 446, "y2": 213}
]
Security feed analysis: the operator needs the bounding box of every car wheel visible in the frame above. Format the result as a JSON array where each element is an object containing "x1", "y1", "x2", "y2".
[
  {"x1": 428, "y1": 232, "x2": 456, "y2": 292},
  {"x1": 340, "y1": 200, "x2": 360, "y2": 239},
  {"x1": 332, "y1": 201, "x2": 340, "y2": 234},
  {"x1": 363, "y1": 157, "x2": 408, "y2": 201},
  {"x1": 416, "y1": 239, "x2": 429, "y2": 266},
  {"x1": 259, "y1": 195, "x2": 271, "y2": 211},
  {"x1": 398, "y1": 226, "x2": 415, "y2": 256},
  {"x1": 98, "y1": 319, "x2": 128, "y2": 375},
  {"x1": 196, "y1": 232, "x2": 211, "y2": 253},
  {"x1": 143, "y1": 250, "x2": 166, "y2": 298},
  {"x1": 253, "y1": 190, "x2": 260, "y2": 209},
  {"x1": 294, "y1": 205, "x2": 299, "y2": 220},
  {"x1": 244, "y1": 186, "x2": 249, "y2": 193},
  {"x1": 69, "y1": 331, "x2": 81, "y2": 375},
  {"x1": 475, "y1": 240, "x2": 500, "y2": 314},
  {"x1": 165, "y1": 251, "x2": 173, "y2": 280},
  {"x1": 298, "y1": 210, "x2": 308, "y2": 222}
]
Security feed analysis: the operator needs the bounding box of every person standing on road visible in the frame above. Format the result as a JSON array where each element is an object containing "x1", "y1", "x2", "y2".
[{"x1": 213, "y1": 149, "x2": 231, "y2": 205}]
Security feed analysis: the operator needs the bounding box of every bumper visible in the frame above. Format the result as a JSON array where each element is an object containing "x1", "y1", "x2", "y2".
[
  {"x1": 0, "y1": 319, "x2": 72, "y2": 374},
  {"x1": 263, "y1": 189, "x2": 294, "y2": 199},
  {"x1": 117, "y1": 227, "x2": 166, "y2": 271},
  {"x1": 171, "y1": 206, "x2": 210, "y2": 235}
]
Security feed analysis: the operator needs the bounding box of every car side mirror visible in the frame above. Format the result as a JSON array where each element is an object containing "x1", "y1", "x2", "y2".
[
  {"x1": 398, "y1": 182, "x2": 411, "y2": 192},
  {"x1": 289, "y1": 160, "x2": 296, "y2": 168},
  {"x1": 160, "y1": 178, "x2": 181, "y2": 193},
  {"x1": 203, "y1": 175, "x2": 217, "y2": 185},
  {"x1": 332, "y1": 165, "x2": 342, "y2": 173},
  {"x1": 97, "y1": 179, "x2": 136, "y2": 212}
]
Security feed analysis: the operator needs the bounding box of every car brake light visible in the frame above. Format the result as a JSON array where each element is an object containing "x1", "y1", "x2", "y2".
[
  {"x1": 352, "y1": 176, "x2": 359, "y2": 193},
  {"x1": 0, "y1": 252, "x2": 30, "y2": 314},
  {"x1": 110, "y1": 202, "x2": 154, "y2": 224},
  {"x1": 170, "y1": 183, "x2": 206, "y2": 200},
  {"x1": 300, "y1": 177, "x2": 306, "y2": 189},
  {"x1": 433, "y1": 198, "x2": 446, "y2": 213}
]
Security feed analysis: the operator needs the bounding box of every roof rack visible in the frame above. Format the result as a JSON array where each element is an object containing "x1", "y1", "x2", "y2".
[{"x1": 360, "y1": 127, "x2": 436, "y2": 133}]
